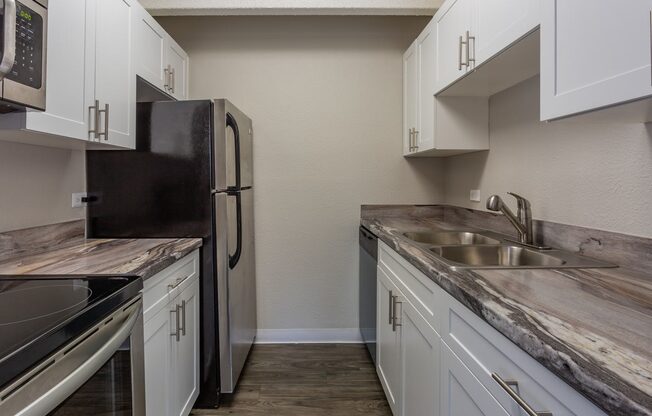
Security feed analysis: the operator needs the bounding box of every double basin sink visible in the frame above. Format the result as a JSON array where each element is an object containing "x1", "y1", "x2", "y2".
[{"x1": 402, "y1": 231, "x2": 615, "y2": 270}]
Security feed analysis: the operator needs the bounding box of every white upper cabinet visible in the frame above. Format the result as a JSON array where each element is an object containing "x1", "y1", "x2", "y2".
[
  {"x1": 540, "y1": 0, "x2": 652, "y2": 120},
  {"x1": 0, "y1": 0, "x2": 189, "y2": 149},
  {"x1": 434, "y1": 0, "x2": 540, "y2": 97},
  {"x1": 166, "y1": 37, "x2": 190, "y2": 100},
  {"x1": 135, "y1": 6, "x2": 167, "y2": 90},
  {"x1": 404, "y1": 16, "x2": 489, "y2": 157},
  {"x1": 434, "y1": 0, "x2": 476, "y2": 93},
  {"x1": 94, "y1": 0, "x2": 137, "y2": 149},
  {"x1": 135, "y1": 5, "x2": 190, "y2": 100}
]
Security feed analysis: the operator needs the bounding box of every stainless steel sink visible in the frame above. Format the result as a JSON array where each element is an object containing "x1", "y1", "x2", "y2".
[
  {"x1": 403, "y1": 231, "x2": 501, "y2": 246},
  {"x1": 429, "y1": 245, "x2": 616, "y2": 270}
]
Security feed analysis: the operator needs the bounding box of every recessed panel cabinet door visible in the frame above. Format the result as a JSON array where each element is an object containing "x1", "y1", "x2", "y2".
[
  {"x1": 377, "y1": 267, "x2": 402, "y2": 414},
  {"x1": 403, "y1": 41, "x2": 418, "y2": 155},
  {"x1": 166, "y1": 37, "x2": 189, "y2": 100},
  {"x1": 25, "y1": 0, "x2": 95, "y2": 142},
  {"x1": 144, "y1": 305, "x2": 174, "y2": 416},
  {"x1": 441, "y1": 342, "x2": 510, "y2": 416},
  {"x1": 541, "y1": 0, "x2": 652, "y2": 120},
  {"x1": 94, "y1": 0, "x2": 136, "y2": 148},
  {"x1": 174, "y1": 279, "x2": 200, "y2": 416},
  {"x1": 400, "y1": 299, "x2": 440, "y2": 416},
  {"x1": 435, "y1": 0, "x2": 475, "y2": 93},
  {"x1": 135, "y1": 5, "x2": 167, "y2": 91}
]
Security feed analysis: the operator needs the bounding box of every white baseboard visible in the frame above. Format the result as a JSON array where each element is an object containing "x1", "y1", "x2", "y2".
[{"x1": 255, "y1": 328, "x2": 363, "y2": 344}]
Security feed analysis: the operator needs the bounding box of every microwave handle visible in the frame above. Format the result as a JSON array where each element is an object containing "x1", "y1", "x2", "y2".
[{"x1": 0, "y1": 0, "x2": 16, "y2": 81}]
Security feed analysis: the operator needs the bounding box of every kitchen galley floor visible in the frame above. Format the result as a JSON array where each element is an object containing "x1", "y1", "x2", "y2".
[{"x1": 191, "y1": 344, "x2": 391, "y2": 415}]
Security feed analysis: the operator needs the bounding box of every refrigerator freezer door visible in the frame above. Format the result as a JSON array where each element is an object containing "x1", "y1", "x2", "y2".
[
  {"x1": 213, "y1": 100, "x2": 253, "y2": 191},
  {"x1": 214, "y1": 188, "x2": 256, "y2": 393}
]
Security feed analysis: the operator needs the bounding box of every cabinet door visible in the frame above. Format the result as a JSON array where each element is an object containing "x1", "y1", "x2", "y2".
[
  {"x1": 174, "y1": 278, "x2": 200, "y2": 416},
  {"x1": 94, "y1": 0, "x2": 136, "y2": 148},
  {"x1": 541, "y1": 0, "x2": 652, "y2": 120},
  {"x1": 399, "y1": 298, "x2": 440, "y2": 416},
  {"x1": 435, "y1": 0, "x2": 475, "y2": 93},
  {"x1": 166, "y1": 37, "x2": 189, "y2": 100},
  {"x1": 403, "y1": 41, "x2": 418, "y2": 156},
  {"x1": 135, "y1": 3, "x2": 167, "y2": 91},
  {"x1": 475, "y1": 0, "x2": 539, "y2": 65},
  {"x1": 441, "y1": 343, "x2": 509, "y2": 416},
  {"x1": 144, "y1": 305, "x2": 175, "y2": 416},
  {"x1": 377, "y1": 267, "x2": 402, "y2": 414},
  {"x1": 24, "y1": 0, "x2": 95, "y2": 141},
  {"x1": 417, "y1": 19, "x2": 436, "y2": 152}
]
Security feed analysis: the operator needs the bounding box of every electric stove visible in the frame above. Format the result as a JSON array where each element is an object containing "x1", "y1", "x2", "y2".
[{"x1": 0, "y1": 275, "x2": 142, "y2": 390}]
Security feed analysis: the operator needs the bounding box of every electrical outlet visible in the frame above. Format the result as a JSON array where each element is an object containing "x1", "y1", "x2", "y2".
[
  {"x1": 470, "y1": 189, "x2": 481, "y2": 202},
  {"x1": 72, "y1": 192, "x2": 88, "y2": 208}
]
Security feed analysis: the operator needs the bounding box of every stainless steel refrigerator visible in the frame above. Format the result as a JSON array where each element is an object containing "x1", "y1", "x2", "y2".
[{"x1": 86, "y1": 99, "x2": 256, "y2": 407}]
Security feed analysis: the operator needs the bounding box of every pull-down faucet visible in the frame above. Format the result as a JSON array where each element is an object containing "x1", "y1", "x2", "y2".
[{"x1": 486, "y1": 192, "x2": 535, "y2": 246}]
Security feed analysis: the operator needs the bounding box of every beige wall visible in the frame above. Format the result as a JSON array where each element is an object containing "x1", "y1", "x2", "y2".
[
  {"x1": 445, "y1": 76, "x2": 652, "y2": 238},
  {"x1": 159, "y1": 16, "x2": 443, "y2": 336},
  {"x1": 0, "y1": 141, "x2": 85, "y2": 232}
]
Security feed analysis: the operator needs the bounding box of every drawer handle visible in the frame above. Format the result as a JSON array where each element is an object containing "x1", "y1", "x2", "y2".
[
  {"x1": 388, "y1": 290, "x2": 394, "y2": 324},
  {"x1": 392, "y1": 295, "x2": 402, "y2": 332},
  {"x1": 492, "y1": 373, "x2": 553, "y2": 416},
  {"x1": 170, "y1": 304, "x2": 181, "y2": 342},
  {"x1": 167, "y1": 273, "x2": 191, "y2": 291}
]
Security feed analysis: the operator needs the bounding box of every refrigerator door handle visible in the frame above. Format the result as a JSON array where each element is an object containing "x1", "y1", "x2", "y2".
[
  {"x1": 226, "y1": 112, "x2": 241, "y2": 190},
  {"x1": 228, "y1": 190, "x2": 243, "y2": 269}
]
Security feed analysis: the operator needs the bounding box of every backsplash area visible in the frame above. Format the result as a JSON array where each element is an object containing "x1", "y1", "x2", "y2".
[
  {"x1": 0, "y1": 141, "x2": 85, "y2": 232},
  {"x1": 444, "y1": 76, "x2": 652, "y2": 239}
]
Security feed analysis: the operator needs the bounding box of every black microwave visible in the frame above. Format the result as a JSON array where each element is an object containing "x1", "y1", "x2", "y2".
[{"x1": 0, "y1": 0, "x2": 46, "y2": 112}]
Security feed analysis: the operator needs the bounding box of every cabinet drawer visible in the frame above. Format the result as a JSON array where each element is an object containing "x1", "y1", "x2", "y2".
[
  {"x1": 441, "y1": 292, "x2": 608, "y2": 416},
  {"x1": 378, "y1": 242, "x2": 441, "y2": 335},
  {"x1": 143, "y1": 250, "x2": 199, "y2": 322}
]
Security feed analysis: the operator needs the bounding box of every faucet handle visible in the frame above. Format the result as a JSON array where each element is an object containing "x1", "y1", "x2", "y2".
[{"x1": 507, "y1": 192, "x2": 531, "y2": 208}]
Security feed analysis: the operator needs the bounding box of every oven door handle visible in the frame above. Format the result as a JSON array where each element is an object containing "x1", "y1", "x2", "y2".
[
  {"x1": 0, "y1": 0, "x2": 16, "y2": 81},
  {"x1": 0, "y1": 299, "x2": 142, "y2": 416}
]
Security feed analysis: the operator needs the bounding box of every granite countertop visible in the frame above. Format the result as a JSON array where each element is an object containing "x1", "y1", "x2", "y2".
[
  {"x1": 0, "y1": 221, "x2": 202, "y2": 280},
  {"x1": 361, "y1": 205, "x2": 652, "y2": 416}
]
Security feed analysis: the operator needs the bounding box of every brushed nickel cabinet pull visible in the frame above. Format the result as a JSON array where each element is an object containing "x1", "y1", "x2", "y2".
[
  {"x1": 492, "y1": 373, "x2": 553, "y2": 416},
  {"x1": 170, "y1": 304, "x2": 181, "y2": 342},
  {"x1": 388, "y1": 289, "x2": 393, "y2": 324},
  {"x1": 466, "y1": 30, "x2": 476, "y2": 68},
  {"x1": 392, "y1": 295, "x2": 402, "y2": 332},
  {"x1": 180, "y1": 299, "x2": 187, "y2": 336},
  {"x1": 170, "y1": 67, "x2": 175, "y2": 93},
  {"x1": 164, "y1": 66, "x2": 170, "y2": 90},
  {"x1": 88, "y1": 100, "x2": 99, "y2": 140},
  {"x1": 458, "y1": 35, "x2": 464, "y2": 70},
  {"x1": 97, "y1": 103, "x2": 109, "y2": 141},
  {"x1": 414, "y1": 130, "x2": 419, "y2": 150}
]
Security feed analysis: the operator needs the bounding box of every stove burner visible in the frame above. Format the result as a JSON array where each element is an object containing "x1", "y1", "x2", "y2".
[{"x1": 0, "y1": 284, "x2": 92, "y2": 326}]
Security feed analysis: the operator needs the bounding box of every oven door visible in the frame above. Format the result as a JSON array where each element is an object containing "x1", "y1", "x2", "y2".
[
  {"x1": 0, "y1": 298, "x2": 145, "y2": 416},
  {"x1": 0, "y1": 0, "x2": 47, "y2": 110}
]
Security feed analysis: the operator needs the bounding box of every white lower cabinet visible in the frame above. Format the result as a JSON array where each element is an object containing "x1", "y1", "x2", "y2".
[
  {"x1": 143, "y1": 250, "x2": 200, "y2": 416},
  {"x1": 376, "y1": 241, "x2": 609, "y2": 416}
]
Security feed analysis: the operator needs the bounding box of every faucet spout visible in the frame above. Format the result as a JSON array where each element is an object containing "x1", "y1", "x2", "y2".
[{"x1": 486, "y1": 194, "x2": 531, "y2": 244}]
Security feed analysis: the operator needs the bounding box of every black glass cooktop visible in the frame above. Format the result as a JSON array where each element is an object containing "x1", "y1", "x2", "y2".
[{"x1": 0, "y1": 275, "x2": 142, "y2": 389}]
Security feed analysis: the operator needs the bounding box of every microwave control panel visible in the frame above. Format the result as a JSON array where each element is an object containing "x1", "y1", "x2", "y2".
[{"x1": 6, "y1": 2, "x2": 43, "y2": 89}]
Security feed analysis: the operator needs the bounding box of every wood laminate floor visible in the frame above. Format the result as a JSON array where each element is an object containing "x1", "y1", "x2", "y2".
[{"x1": 192, "y1": 344, "x2": 391, "y2": 415}]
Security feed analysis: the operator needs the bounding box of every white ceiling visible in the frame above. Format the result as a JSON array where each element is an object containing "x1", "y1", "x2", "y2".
[{"x1": 141, "y1": 0, "x2": 442, "y2": 16}]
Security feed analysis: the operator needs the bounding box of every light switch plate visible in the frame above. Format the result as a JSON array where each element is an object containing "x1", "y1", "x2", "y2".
[
  {"x1": 72, "y1": 192, "x2": 87, "y2": 208},
  {"x1": 470, "y1": 189, "x2": 481, "y2": 202}
]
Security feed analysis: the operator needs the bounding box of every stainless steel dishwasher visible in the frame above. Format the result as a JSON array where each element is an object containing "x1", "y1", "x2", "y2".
[{"x1": 359, "y1": 226, "x2": 378, "y2": 364}]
